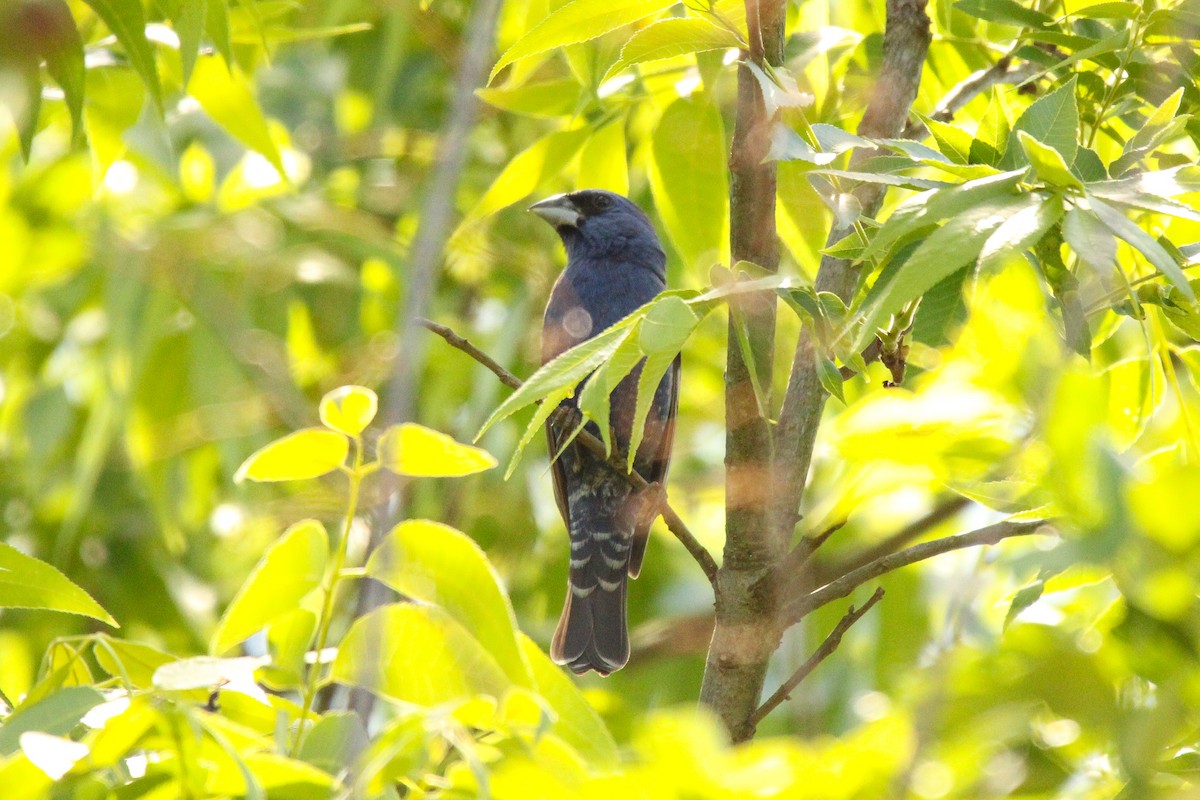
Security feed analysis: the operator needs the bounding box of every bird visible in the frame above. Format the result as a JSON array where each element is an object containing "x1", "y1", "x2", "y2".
[{"x1": 529, "y1": 189, "x2": 679, "y2": 676}]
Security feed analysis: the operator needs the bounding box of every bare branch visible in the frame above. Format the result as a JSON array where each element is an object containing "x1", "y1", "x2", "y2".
[
  {"x1": 808, "y1": 497, "x2": 971, "y2": 587},
  {"x1": 784, "y1": 519, "x2": 1050, "y2": 626},
  {"x1": 419, "y1": 318, "x2": 719, "y2": 585},
  {"x1": 746, "y1": 586, "x2": 885, "y2": 735},
  {"x1": 901, "y1": 55, "x2": 1042, "y2": 140}
]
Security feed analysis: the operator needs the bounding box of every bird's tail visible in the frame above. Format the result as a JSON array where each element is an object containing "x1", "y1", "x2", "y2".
[{"x1": 550, "y1": 520, "x2": 632, "y2": 675}]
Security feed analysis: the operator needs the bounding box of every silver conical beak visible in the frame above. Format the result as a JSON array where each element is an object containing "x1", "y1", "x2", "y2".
[{"x1": 529, "y1": 194, "x2": 582, "y2": 228}]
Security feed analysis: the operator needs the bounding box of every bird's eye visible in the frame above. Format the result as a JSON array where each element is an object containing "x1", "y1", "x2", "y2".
[{"x1": 594, "y1": 195, "x2": 613, "y2": 209}]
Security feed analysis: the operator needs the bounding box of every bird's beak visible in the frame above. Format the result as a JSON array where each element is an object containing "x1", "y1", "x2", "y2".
[{"x1": 529, "y1": 194, "x2": 582, "y2": 228}]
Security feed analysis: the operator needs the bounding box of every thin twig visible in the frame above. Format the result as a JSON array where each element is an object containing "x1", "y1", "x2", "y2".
[
  {"x1": 746, "y1": 586, "x2": 885, "y2": 733},
  {"x1": 808, "y1": 496, "x2": 971, "y2": 587},
  {"x1": 418, "y1": 318, "x2": 719, "y2": 585},
  {"x1": 784, "y1": 519, "x2": 1049, "y2": 626},
  {"x1": 901, "y1": 54, "x2": 1042, "y2": 139}
]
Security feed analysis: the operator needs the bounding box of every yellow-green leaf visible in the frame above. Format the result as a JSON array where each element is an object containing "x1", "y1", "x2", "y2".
[
  {"x1": 0, "y1": 543, "x2": 116, "y2": 626},
  {"x1": 332, "y1": 604, "x2": 510, "y2": 706},
  {"x1": 1017, "y1": 131, "x2": 1083, "y2": 190},
  {"x1": 490, "y1": 0, "x2": 676, "y2": 82},
  {"x1": 319, "y1": 385, "x2": 378, "y2": 437},
  {"x1": 211, "y1": 520, "x2": 328, "y2": 654},
  {"x1": 601, "y1": 17, "x2": 742, "y2": 85},
  {"x1": 83, "y1": 0, "x2": 161, "y2": 107},
  {"x1": 189, "y1": 53, "x2": 284, "y2": 174},
  {"x1": 378, "y1": 423, "x2": 497, "y2": 477},
  {"x1": 366, "y1": 520, "x2": 531, "y2": 686},
  {"x1": 234, "y1": 428, "x2": 349, "y2": 482}
]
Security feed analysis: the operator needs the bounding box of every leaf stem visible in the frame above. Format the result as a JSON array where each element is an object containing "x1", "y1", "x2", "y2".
[{"x1": 290, "y1": 435, "x2": 365, "y2": 757}]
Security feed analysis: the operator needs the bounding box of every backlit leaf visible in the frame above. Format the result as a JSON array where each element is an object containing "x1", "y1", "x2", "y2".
[
  {"x1": 189, "y1": 54, "x2": 284, "y2": 174},
  {"x1": 234, "y1": 428, "x2": 349, "y2": 482},
  {"x1": 319, "y1": 385, "x2": 378, "y2": 437},
  {"x1": 83, "y1": 0, "x2": 162, "y2": 107},
  {"x1": 0, "y1": 687, "x2": 104, "y2": 757},
  {"x1": 601, "y1": 17, "x2": 741, "y2": 84},
  {"x1": 0, "y1": 543, "x2": 116, "y2": 626},
  {"x1": 379, "y1": 423, "x2": 497, "y2": 477}
]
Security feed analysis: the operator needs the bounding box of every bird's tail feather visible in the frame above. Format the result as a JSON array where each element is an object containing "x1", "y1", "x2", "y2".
[{"x1": 550, "y1": 522, "x2": 631, "y2": 675}]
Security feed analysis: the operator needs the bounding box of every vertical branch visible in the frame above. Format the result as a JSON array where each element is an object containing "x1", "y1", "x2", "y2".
[
  {"x1": 698, "y1": 0, "x2": 787, "y2": 741},
  {"x1": 773, "y1": 0, "x2": 932, "y2": 544}
]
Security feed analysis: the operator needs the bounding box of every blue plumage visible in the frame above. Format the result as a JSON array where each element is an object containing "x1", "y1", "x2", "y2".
[{"x1": 531, "y1": 190, "x2": 679, "y2": 675}]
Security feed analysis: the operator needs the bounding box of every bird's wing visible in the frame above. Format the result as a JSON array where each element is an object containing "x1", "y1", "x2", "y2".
[
  {"x1": 546, "y1": 417, "x2": 571, "y2": 529},
  {"x1": 628, "y1": 353, "x2": 680, "y2": 578}
]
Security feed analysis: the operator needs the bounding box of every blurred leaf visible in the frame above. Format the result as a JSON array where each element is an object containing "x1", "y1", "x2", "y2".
[
  {"x1": 332, "y1": 604, "x2": 510, "y2": 706},
  {"x1": 577, "y1": 118, "x2": 628, "y2": 194},
  {"x1": 649, "y1": 95, "x2": 729, "y2": 266},
  {"x1": 211, "y1": 519, "x2": 328, "y2": 655},
  {"x1": 93, "y1": 638, "x2": 173, "y2": 688},
  {"x1": 83, "y1": 0, "x2": 162, "y2": 107},
  {"x1": 234, "y1": 428, "x2": 349, "y2": 483},
  {"x1": 977, "y1": 192, "x2": 1064, "y2": 273},
  {"x1": 519, "y1": 635, "x2": 618, "y2": 768},
  {"x1": 0, "y1": 543, "x2": 116, "y2": 625},
  {"x1": 491, "y1": 0, "x2": 676, "y2": 82},
  {"x1": 378, "y1": 423, "x2": 497, "y2": 477},
  {"x1": 189, "y1": 54, "x2": 284, "y2": 174},
  {"x1": 299, "y1": 712, "x2": 368, "y2": 776},
  {"x1": 1075, "y1": 2, "x2": 1140, "y2": 19},
  {"x1": 366, "y1": 520, "x2": 530, "y2": 685},
  {"x1": 205, "y1": 0, "x2": 231, "y2": 64},
  {"x1": 477, "y1": 79, "x2": 584, "y2": 118},
  {"x1": 464, "y1": 128, "x2": 590, "y2": 221},
  {"x1": 19, "y1": 731, "x2": 88, "y2": 781},
  {"x1": 35, "y1": 0, "x2": 85, "y2": 143},
  {"x1": 0, "y1": 687, "x2": 104, "y2": 757},
  {"x1": 319, "y1": 385, "x2": 378, "y2": 437},
  {"x1": 1063, "y1": 205, "x2": 1118, "y2": 273},
  {"x1": 601, "y1": 17, "x2": 742, "y2": 84},
  {"x1": 152, "y1": 656, "x2": 268, "y2": 690},
  {"x1": 174, "y1": 0, "x2": 206, "y2": 86}
]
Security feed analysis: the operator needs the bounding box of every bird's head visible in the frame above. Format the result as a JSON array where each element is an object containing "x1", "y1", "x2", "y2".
[{"x1": 529, "y1": 190, "x2": 665, "y2": 270}]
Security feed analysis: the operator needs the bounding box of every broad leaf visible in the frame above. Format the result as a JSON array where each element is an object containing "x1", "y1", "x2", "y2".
[
  {"x1": 366, "y1": 520, "x2": 531, "y2": 686},
  {"x1": 649, "y1": 95, "x2": 729, "y2": 267},
  {"x1": 189, "y1": 54, "x2": 285, "y2": 174},
  {"x1": 1003, "y1": 77, "x2": 1079, "y2": 169},
  {"x1": 0, "y1": 687, "x2": 104, "y2": 757},
  {"x1": 977, "y1": 193, "x2": 1065, "y2": 273},
  {"x1": 1089, "y1": 196, "x2": 1197, "y2": 301},
  {"x1": 83, "y1": 0, "x2": 161, "y2": 107},
  {"x1": 0, "y1": 543, "x2": 116, "y2": 625},
  {"x1": 152, "y1": 656, "x2": 269, "y2": 690},
  {"x1": 93, "y1": 638, "x2": 174, "y2": 688},
  {"x1": 955, "y1": 0, "x2": 1052, "y2": 27},
  {"x1": 491, "y1": 0, "x2": 676, "y2": 81},
  {"x1": 463, "y1": 128, "x2": 590, "y2": 222},
  {"x1": 332, "y1": 604, "x2": 510, "y2": 706},
  {"x1": 378, "y1": 423, "x2": 497, "y2": 477},
  {"x1": 1018, "y1": 132, "x2": 1083, "y2": 190},
  {"x1": 602, "y1": 17, "x2": 741, "y2": 84},
  {"x1": 577, "y1": 118, "x2": 629, "y2": 194},
  {"x1": 1063, "y1": 206, "x2": 1118, "y2": 273},
  {"x1": 234, "y1": 428, "x2": 349, "y2": 482},
  {"x1": 211, "y1": 519, "x2": 328, "y2": 655}
]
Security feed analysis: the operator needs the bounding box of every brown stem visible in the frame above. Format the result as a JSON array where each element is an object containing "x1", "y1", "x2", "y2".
[
  {"x1": 698, "y1": 0, "x2": 786, "y2": 742},
  {"x1": 419, "y1": 319, "x2": 718, "y2": 585},
  {"x1": 745, "y1": 586, "x2": 885, "y2": 736},
  {"x1": 784, "y1": 520, "x2": 1049, "y2": 626}
]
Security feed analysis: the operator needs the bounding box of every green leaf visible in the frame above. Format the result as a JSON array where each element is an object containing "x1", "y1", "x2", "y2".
[
  {"x1": 332, "y1": 604, "x2": 510, "y2": 705},
  {"x1": 175, "y1": 0, "x2": 206, "y2": 86},
  {"x1": 476, "y1": 79, "x2": 585, "y2": 118},
  {"x1": 649, "y1": 95, "x2": 729, "y2": 267},
  {"x1": 1074, "y1": 2, "x2": 1139, "y2": 19},
  {"x1": 1004, "y1": 580, "x2": 1045, "y2": 630},
  {"x1": 1018, "y1": 131, "x2": 1084, "y2": 190},
  {"x1": 0, "y1": 687, "x2": 104, "y2": 757},
  {"x1": 1003, "y1": 77, "x2": 1079, "y2": 169},
  {"x1": 93, "y1": 638, "x2": 174, "y2": 688},
  {"x1": 856, "y1": 193, "x2": 1039, "y2": 348},
  {"x1": 479, "y1": 321, "x2": 634, "y2": 435},
  {"x1": 977, "y1": 192, "x2": 1065, "y2": 273},
  {"x1": 505, "y1": 387, "x2": 572, "y2": 479},
  {"x1": 189, "y1": 54, "x2": 284, "y2": 175},
  {"x1": 1088, "y1": 195, "x2": 1197, "y2": 301},
  {"x1": 462, "y1": 128, "x2": 591, "y2": 222},
  {"x1": 319, "y1": 385, "x2": 378, "y2": 437},
  {"x1": 1058, "y1": 288, "x2": 1091, "y2": 358},
  {"x1": 366, "y1": 520, "x2": 531, "y2": 686},
  {"x1": 971, "y1": 89, "x2": 1012, "y2": 166},
  {"x1": 577, "y1": 118, "x2": 629, "y2": 194},
  {"x1": 638, "y1": 295, "x2": 700, "y2": 356},
  {"x1": 1063, "y1": 206, "x2": 1118, "y2": 273},
  {"x1": 234, "y1": 428, "x2": 349, "y2": 482},
  {"x1": 577, "y1": 333, "x2": 645, "y2": 456},
  {"x1": 519, "y1": 635, "x2": 619, "y2": 768},
  {"x1": 378, "y1": 423, "x2": 497, "y2": 477},
  {"x1": 262, "y1": 608, "x2": 316, "y2": 687},
  {"x1": 211, "y1": 519, "x2": 328, "y2": 655},
  {"x1": 817, "y1": 357, "x2": 845, "y2": 402},
  {"x1": 205, "y1": 0, "x2": 232, "y2": 64},
  {"x1": 601, "y1": 17, "x2": 742, "y2": 84},
  {"x1": 299, "y1": 712, "x2": 369, "y2": 776},
  {"x1": 0, "y1": 543, "x2": 116, "y2": 625},
  {"x1": 490, "y1": 0, "x2": 676, "y2": 82},
  {"x1": 922, "y1": 115, "x2": 973, "y2": 164},
  {"x1": 910, "y1": 268, "x2": 969, "y2": 346},
  {"x1": 37, "y1": 0, "x2": 85, "y2": 144},
  {"x1": 83, "y1": 0, "x2": 162, "y2": 107},
  {"x1": 626, "y1": 350, "x2": 678, "y2": 470},
  {"x1": 955, "y1": 0, "x2": 1052, "y2": 27}
]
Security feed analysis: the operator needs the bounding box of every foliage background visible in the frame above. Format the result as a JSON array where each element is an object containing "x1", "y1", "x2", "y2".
[{"x1": 2, "y1": 0, "x2": 1200, "y2": 797}]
